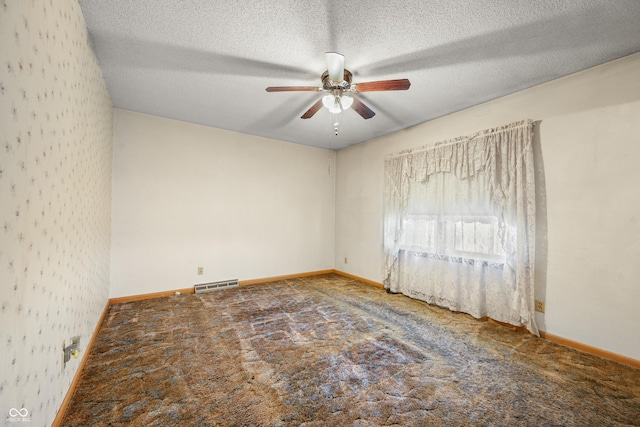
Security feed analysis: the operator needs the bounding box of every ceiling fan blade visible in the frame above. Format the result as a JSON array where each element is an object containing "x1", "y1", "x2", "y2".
[
  {"x1": 352, "y1": 97, "x2": 376, "y2": 119},
  {"x1": 354, "y1": 79, "x2": 411, "y2": 92},
  {"x1": 301, "y1": 99, "x2": 324, "y2": 119},
  {"x1": 265, "y1": 86, "x2": 320, "y2": 92},
  {"x1": 326, "y1": 52, "x2": 345, "y2": 82}
]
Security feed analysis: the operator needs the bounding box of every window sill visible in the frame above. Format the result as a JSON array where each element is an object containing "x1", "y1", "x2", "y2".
[{"x1": 399, "y1": 248, "x2": 505, "y2": 269}]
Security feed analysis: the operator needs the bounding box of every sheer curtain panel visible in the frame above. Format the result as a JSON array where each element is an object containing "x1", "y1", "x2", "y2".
[{"x1": 383, "y1": 120, "x2": 538, "y2": 334}]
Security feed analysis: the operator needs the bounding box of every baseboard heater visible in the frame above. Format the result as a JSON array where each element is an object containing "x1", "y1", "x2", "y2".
[{"x1": 194, "y1": 279, "x2": 239, "y2": 293}]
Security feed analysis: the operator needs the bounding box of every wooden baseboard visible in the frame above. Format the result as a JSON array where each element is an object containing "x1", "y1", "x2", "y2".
[
  {"x1": 109, "y1": 287, "x2": 195, "y2": 305},
  {"x1": 333, "y1": 270, "x2": 385, "y2": 288},
  {"x1": 239, "y1": 269, "x2": 335, "y2": 286},
  {"x1": 108, "y1": 270, "x2": 336, "y2": 304},
  {"x1": 52, "y1": 301, "x2": 110, "y2": 427},
  {"x1": 539, "y1": 331, "x2": 640, "y2": 369}
]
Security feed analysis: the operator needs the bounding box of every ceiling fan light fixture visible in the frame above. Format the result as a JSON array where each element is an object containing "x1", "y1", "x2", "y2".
[
  {"x1": 340, "y1": 94, "x2": 353, "y2": 110},
  {"x1": 266, "y1": 53, "x2": 409, "y2": 121},
  {"x1": 323, "y1": 94, "x2": 342, "y2": 114},
  {"x1": 322, "y1": 94, "x2": 335, "y2": 109}
]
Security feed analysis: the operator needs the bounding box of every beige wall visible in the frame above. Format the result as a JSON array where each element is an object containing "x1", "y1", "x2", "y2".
[
  {"x1": 335, "y1": 53, "x2": 640, "y2": 360},
  {"x1": 0, "y1": 1, "x2": 113, "y2": 425},
  {"x1": 110, "y1": 109, "x2": 336, "y2": 298}
]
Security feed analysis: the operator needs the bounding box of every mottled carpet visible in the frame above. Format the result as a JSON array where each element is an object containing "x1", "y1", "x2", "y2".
[{"x1": 62, "y1": 274, "x2": 640, "y2": 426}]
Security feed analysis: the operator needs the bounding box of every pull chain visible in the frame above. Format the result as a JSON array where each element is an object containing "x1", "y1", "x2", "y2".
[{"x1": 329, "y1": 112, "x2": 340, "y2": 136}]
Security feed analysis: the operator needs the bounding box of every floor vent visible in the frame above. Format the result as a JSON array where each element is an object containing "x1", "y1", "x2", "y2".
[{"x1": 194, "y1": 279, "x2": 239, "y2": 293}]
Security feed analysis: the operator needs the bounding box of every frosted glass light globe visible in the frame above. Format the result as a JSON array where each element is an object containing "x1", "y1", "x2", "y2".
[{"x1": 340, "y1": 94, "x2": 353, "y2": 110}]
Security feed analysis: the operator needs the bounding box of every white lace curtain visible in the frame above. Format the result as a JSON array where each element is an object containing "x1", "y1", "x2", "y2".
[{"x1": 383, "y1": 120, "x2": 538, "y2": 334}]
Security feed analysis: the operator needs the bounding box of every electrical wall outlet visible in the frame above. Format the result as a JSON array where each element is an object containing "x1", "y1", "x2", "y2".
[
  {"x1": 535, "y1": 300, "x2": 545, "y2": 313},
  {"x1": 197, "y1": 266, "x2": 203, "y2": 275},
  {"x1": 62, "y1": 336, "x2": 81, "y2": 370},
  {"x1": 344, "y1": 257, "x2": 348, "y2": 264}
]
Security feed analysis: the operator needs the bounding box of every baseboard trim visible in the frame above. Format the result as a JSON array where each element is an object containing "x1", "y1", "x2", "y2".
[
  {"x1": 539, "y1": 331, "x2": 640, "y2": 369},
  {"x1": 52, "y1": 300, "x2": 110, "y2": 427},
  {"x1": 108, "y1": 270, "x2": 336, "y2": 304},
  {"x1": 333, "y1": 270, "x2": 385, "y2": 288},
  {"x1": 109, "y1": 287, "x2": 195, "y2": 305},
  {"x1": 239, "y1": 269, "x2": 335, "y2": 286}
]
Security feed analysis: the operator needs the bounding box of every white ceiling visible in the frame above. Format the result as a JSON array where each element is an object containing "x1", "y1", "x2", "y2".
[{"x1": 78, "y1": 0, "x2": 640, "y2": 151}]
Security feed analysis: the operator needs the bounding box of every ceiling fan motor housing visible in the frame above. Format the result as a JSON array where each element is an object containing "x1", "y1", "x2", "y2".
[{"x1": 322, "y1": 70, "x2": 352, "y2": 91}]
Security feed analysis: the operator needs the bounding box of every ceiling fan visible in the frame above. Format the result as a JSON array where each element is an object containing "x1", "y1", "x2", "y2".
[{"x1": 266, "y1": 52, "x2": 411, "y2": 120}]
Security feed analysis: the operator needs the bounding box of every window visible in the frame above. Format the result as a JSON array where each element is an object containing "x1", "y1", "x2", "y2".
[{"x1": 400, "y1": 214, "x2": 505, "y2": 264}]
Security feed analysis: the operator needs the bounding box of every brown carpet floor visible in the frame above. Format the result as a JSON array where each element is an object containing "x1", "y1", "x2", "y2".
[{"x1": 62, "y1": 274, "x2": 640, "y2": 426}]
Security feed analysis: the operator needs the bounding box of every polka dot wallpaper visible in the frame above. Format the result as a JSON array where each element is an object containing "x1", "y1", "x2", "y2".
[{"x1": 0, "y1": 1, "x2": 113, "y2": 426}]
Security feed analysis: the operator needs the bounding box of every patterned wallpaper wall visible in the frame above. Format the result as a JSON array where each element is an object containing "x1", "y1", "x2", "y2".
[{"x1": 0, "y1": 1, "x2": 113, "y2": 426}]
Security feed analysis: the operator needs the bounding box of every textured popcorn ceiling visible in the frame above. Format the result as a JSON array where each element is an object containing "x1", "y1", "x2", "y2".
[{"x1": 78, "y1": 0, "x2": 640, "y2": 150}]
